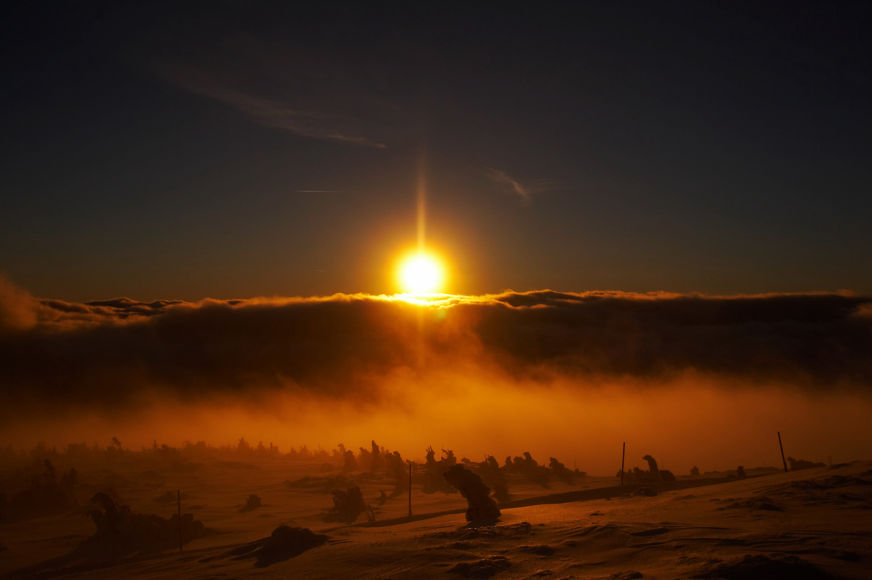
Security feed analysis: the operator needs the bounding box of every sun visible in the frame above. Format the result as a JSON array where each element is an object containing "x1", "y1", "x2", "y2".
[{"x1": 398, "y1": 252, "x2": 444, "y2": 294}]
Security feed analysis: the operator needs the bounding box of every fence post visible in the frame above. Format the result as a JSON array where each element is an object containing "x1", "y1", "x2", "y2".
[
  {"x1": 620, "y1": 442, "x2": 626, "y2": 487},
  {"x1": 778, "y1": 432, "x2": 788, "y2": 472},
  {"x1": 177, "y1": 489, "x2": 183, "y2": 551}
]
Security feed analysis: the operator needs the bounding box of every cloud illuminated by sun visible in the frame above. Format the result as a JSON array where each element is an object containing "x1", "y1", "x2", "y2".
[{"x1": 397, "y1": 252, "x2": 445, "y2": 295}]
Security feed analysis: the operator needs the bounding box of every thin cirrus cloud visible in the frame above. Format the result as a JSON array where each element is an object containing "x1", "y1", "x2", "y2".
[
  {"x1": 168, "y1": 71, "x2": 387, "y2": 149},
  {"x1": 485, "y1": 167, "x2": 550, "y2": 203}
]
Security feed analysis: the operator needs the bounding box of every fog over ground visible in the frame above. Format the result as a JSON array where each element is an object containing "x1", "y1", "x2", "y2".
[{"x1": 1, "y1": 276, "x2": 870, "y2": 473}]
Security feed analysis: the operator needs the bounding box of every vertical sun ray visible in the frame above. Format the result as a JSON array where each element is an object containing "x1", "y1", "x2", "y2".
[{"x1": 417, "y1": 150, "x2": 427, "y2": 252}]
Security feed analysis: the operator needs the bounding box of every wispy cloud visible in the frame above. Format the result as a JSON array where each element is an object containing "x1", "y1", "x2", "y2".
[
  {"x1": 485, "y1": 167, "x2": 550, "y2": 203},
  {"x1": 169, "y1": 73, "x2": 387, "y2": 149}
]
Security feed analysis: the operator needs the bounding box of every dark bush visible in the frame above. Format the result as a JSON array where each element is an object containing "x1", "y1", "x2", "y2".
[{"x1": 323, "y1": 486, "x2": 367, "y2": 523}]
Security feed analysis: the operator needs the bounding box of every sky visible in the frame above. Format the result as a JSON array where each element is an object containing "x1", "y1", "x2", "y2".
[
  {"x1": 2, "y1": 2, "x2": 872, "y2": 468},
  {"x1": 2, "y1": 1, "x2": 871, "y2": 301}
]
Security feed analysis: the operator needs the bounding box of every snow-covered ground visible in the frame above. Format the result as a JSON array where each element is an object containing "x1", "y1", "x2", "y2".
[{"x1": 2, "y1": 458, "x2": 870, "y2": 578}]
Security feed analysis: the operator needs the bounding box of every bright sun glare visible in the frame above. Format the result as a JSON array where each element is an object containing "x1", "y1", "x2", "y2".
[{"x1": 398, "y1": 253, "x2": 444, "y2": 294}]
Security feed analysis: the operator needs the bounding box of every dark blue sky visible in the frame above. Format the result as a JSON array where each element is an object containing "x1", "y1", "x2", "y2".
[{"x1": 2, "y1": 1, "x2": 870, "y2": 300}]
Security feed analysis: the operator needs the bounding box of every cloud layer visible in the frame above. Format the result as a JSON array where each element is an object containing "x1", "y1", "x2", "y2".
[{"x1": 1, "y1": 279, "x2": 871, "y2": 420}]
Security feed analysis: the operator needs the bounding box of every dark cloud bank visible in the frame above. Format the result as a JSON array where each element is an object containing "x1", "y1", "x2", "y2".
[{"x1": 1, "y1": 278, "x2": 871, "y2": 418}]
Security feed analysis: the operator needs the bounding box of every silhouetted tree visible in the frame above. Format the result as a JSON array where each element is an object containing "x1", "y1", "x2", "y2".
[
  {"x1": 422, "y1": 446, "x2": 455, "y2": 493},
  {"x1": 369, "y1": 440, "x2": 382, "y2": 472},
  {"x1": 479, "y1": 455, "x2": 510, "y2": 503},
  {"x1": 443, "y1": 465, "x2": 500, "y2": 524},
  {"x1": 385, "y1": 451, "x2": 406, "y2": 496},
  {"x1": 342, "y1": 449, "x2": 358, "y2": 472},
  {"x1": 323, "y1": 486, "x2": 367, "y2": 523},
  {"x1": 86, "y1": 492, "x2": 208, "y2": 553},
  {"x1": 1, "y1": 460, "x2": 78, "y2": 521},
  {"x1": 505, "y1": 452, "x2": 550, "y2": 487},
  {"x1": 549, "y1": 457, "x2": 576, "y2": 484},
  {"x1": 357, "y1": 446, "x2": 373, "y2": 471}
]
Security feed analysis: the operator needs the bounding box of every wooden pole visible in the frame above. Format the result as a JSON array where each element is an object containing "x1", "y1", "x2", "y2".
[
  {"x1": 620, "y1": 442, "x2": 626, "y2": 487},
  {"x1": 177, "y1": 489, "x2": 183, "y2": 551},
  {"x1": 777, "y1": 431, "x2": 788, "y2": 472},
  {"x1": 408, "y1": 462, "x2": 413, "y2": 518}
]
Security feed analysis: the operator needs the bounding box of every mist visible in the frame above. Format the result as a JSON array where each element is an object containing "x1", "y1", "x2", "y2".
[{"x1": 2, "y1": 277, "x2": 871, "y2": 474}]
